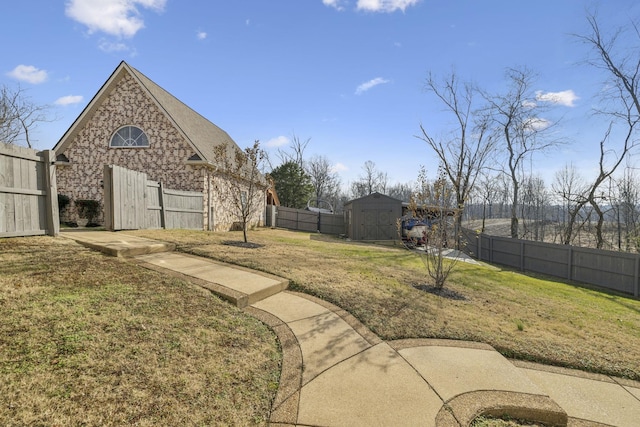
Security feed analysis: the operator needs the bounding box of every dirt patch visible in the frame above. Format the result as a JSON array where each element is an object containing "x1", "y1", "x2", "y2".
[
  {"x1": 413, "y1": 283, "x2": 469, "y2": 300},
  {"x1": 222, "y1": 240, "x2": 264, "y2": 249}
]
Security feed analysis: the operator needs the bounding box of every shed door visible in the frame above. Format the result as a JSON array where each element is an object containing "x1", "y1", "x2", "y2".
[{"x1": 361, "y1": 209, "x2": 396, "y2": 240}]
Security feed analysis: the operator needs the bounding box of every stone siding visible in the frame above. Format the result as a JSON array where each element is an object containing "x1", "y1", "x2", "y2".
[{"x1": 204, "y1": 173, "x2": 265, "y2": 231}]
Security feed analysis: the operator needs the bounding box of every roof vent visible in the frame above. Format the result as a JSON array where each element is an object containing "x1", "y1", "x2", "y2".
[
  {"x1": 187, "y1": 153, "x2": 201, "y2": 161},
  {"x1": 56, "y1": 153, "x2": 70, "y2": 163}
]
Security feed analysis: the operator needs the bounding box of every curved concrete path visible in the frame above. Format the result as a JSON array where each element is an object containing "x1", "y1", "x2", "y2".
[{"x1": 62, "y1": 231, "x2": 640, "y2": 426}]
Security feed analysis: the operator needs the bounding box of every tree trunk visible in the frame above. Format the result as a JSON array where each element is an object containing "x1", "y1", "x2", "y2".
[{"x1": 510, "y1": 181, "x2": 519, "y2": 238}]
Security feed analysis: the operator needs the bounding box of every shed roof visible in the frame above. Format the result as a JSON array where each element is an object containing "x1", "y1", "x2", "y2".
[
  {"x1": 52, "y1": 61, "x2": 240, "y2": 166},
  {"x1": 344, "y1": 192, "x2": 403, "y2": 207}
]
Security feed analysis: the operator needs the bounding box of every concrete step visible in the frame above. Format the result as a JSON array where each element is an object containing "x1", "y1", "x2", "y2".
[
  {"x1": 134, "y1": 252, "x2": 289, "y2": 307},
  {"x1": 61, "y1": 230, "x2": 175, "y2": 257}
]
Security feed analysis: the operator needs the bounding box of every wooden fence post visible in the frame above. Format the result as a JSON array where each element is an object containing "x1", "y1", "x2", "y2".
[
  {"x1": 158, "y1": 181, "x2": 166, "y2": 229},
  {"x1": 103, "y1": 165, "x2": 113, "y2": 231},
  {"x1": 42, "y1": 150, "x2": 59, "y2": 236}
]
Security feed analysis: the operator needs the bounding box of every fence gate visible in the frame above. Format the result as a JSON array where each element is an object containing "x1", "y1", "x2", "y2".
[
  {"x1": 104, "y1": 165, "x2": 147, "y2": 230},
  {"x1": 104, "y1": 164, "x2": 204, "y2": 231}
]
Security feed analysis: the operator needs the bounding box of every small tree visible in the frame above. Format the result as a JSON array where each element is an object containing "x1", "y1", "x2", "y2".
[
  {"x1": 401, "y1": 167, "x2": 459, "y2": 291},
  {"x1": 213, "y1": 140, "x2": 266, "y2": 243}
]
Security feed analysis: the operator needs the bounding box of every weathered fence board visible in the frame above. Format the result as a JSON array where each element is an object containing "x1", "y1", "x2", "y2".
[
  {"x1": 104, "y1": 165, "x2": 203, "y2": 231},
  {"x1": 0, "y1": 142, "x2": 58, "y2": 238},
  {"x1": 272, "y1": 205, "x2": 345, "y2": 235},
  {"x1": 462, "y1": 229, "x2": 639, "y2": 298}
]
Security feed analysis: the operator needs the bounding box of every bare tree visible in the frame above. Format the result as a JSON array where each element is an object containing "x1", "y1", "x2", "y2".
[
  {"x1": 387, "y1": 181, "x2": 415, "y2": 202},
  {"x1": 519, "y1": 174, "x2": 549, "y2": 241},
  {"x1": 0, "y1": 84, "x2": 50, "y2": 148},
  {"x1": 573, "y1": 13, "x2": 640, "y2": 248},
  {"x1": 586, "y1": 124, "x2": 637, "y2": 248},
  {"x1": 213, "y1": 140, "x2": 266, "y2": 243},
  {"x1": 350, "y1": 160, "x2": 385, "y2": 198},
  {"x1": 614, "y1": 168, "x2": 640, "y2": 251},
  {"x1": 276, "y1": 133, "x2": 311, "y2": 170},
  {"x1": 401, "y1": 166, "x2": 459, "y2": 291},
  {"x1": 306, "y1": 154, "x2": 341, "y2": 209},
  {"x1": 483, "y1": 67, "x2": 563, "y2": 238},
  {"x1": 418, "y1": 71, "x2": 496, "y2": 247},
  {"x1": 552, "y1": 164, "x2": 589, "y2": 245},
  {"x1": 474, "y1": 172, "x2": 500, "y2": 233}
]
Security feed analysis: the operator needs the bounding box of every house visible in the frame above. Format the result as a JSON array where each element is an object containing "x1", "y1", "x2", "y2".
[{"x1": 53, "y1": 61, "x2": 266, "y2": 231}]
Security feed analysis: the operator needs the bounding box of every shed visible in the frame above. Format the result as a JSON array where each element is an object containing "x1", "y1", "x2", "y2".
[{"x1": 344, "y1": 192, "x2": 403, "y2": 241}]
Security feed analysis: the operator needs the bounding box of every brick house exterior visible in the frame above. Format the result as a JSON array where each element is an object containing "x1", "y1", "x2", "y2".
[{"x1": 53, "y1": 61, "x2": 266, "y2": 231}]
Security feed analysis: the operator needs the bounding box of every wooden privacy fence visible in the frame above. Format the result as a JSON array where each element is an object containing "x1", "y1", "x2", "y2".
[
  {"x1": 267, "y1": 205, "x2": 345, "y2": 235},
  {"x1": 104, "y1": 165, "x2": 203, "y2": 231},
  {"x1": 0, "y1": 142, "x2": 58, "y2": 238},
  {"x1": 461, "y1": 229, "x2": 640, "y2": 298}
]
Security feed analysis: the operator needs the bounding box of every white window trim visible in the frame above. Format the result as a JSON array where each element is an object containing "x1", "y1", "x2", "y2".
[{"x1": 109, "y1": 125, "x2": 149, "y2": 148}]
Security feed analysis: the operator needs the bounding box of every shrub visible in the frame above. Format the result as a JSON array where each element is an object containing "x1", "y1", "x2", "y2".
[{"x1": 75, "y1": 199, "x2": 101, "y2": 226}]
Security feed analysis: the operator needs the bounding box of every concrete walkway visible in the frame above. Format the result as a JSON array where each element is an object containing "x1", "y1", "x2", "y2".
[{"x1": 61, "y1": 230, "x2": 640, "y2": 427}]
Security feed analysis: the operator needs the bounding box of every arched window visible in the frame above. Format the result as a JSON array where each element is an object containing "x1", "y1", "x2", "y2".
[{"x1": 110, "y1": 126, "x2": 149, "y2": 147}]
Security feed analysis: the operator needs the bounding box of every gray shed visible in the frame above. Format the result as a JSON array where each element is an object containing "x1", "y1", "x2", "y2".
[{"x1": 344, "y1": 192, "x2": 403, "y2": 241}]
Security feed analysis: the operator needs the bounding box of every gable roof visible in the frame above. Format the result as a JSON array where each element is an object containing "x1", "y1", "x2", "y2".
[
  {"x1": 344, "y1": 192, "x2": 403, "y2": 206},
  {"x1": 53, "y1": 61, "x2": 240, "y2": 166}
]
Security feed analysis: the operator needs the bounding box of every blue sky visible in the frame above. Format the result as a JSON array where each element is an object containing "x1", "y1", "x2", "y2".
[{"x1": 2, "y1": 0, "x2": 640, "y2": 188}]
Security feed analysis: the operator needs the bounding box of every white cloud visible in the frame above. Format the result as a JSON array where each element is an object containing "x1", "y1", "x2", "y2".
[
  {"x1": 266, "y1": 136, "x2": 290, "y2": 148},
  {"x1": 332, "y1": 162, "x2": 348, "y2": 173},
  {"x1": 355, "y1": 77, "x2": 390, "y2": 95},
  {"x1": 323, "y1": 0, "x2": 346, "y2": 10},
  {"x1": 535, "y1": 90, "x2": 579, "y2": 107},
  {"x1": 98, "y1": 39, "x2": 131, "y2": 53},
  {"x1": 65, "y1": 0, "x2": 166, "y2": 38},
  {"x1": 524, "y1": 117, "x2": 551, "y2": 131},
  {"x1": 356, "y1": 0, "x2": 421, "y2": 12},
  {"x1": 55, "y1": 95, "x2": 84, "y2": 106},
  {"x1": 197, "y1": 31, "x2": 207, "y2": 40},
  {"x1": 7, "y1": 65, "x2": 48, "y2": 84}
]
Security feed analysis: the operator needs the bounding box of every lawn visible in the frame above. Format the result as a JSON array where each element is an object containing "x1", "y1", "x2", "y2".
[
  {"x1": 0, "y1": 236, "x2": 280, "y2": 426},
  {"x1": 131, "y1": 227, "x2": 640, "y2": 381}
]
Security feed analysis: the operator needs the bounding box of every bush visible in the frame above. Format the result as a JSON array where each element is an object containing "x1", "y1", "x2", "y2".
[
  {"x1": 75, "y1": 199, "x2": 101, "y2": 226},
  {"x1": 58, "y1": 194, "x2": 70, "y2": 214}
]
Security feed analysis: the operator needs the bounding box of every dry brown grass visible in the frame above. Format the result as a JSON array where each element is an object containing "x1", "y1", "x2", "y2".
[
  {"x1": 131, "y1": 227, "x2": 640, "y2": 381},
  {"x1": 0, "y1": 236, "x2": 280, "y2": 426}
]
